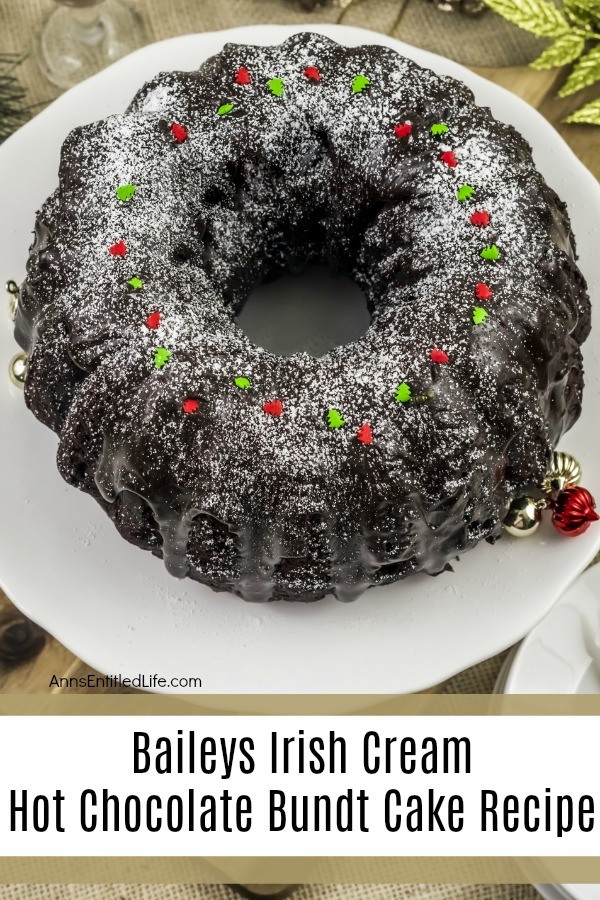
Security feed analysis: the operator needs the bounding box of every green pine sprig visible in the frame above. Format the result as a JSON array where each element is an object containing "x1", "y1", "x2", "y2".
[
  {"x1": 565, "y1": 96, "x2": 600, "y2": 120},
  {"x1": 0, "y1": 54, "x2": 32, "y2": 143},
  {"x1": 483, "y1": 0, "x2": 600, "y2": 123}
]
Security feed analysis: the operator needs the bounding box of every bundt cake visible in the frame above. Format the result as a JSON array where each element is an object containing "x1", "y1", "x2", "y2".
[{"x1": 15, "y1": 33, "x2": 590, "y2": 602}]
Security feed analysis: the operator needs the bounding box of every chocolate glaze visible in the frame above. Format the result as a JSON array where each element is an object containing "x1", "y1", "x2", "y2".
[{"x1": 17, "y1": 34, "x2": 590, "y2": 602}]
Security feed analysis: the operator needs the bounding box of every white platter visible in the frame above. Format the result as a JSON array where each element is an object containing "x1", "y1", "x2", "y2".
[
  {"x1": 503, "y1": 565, "x2": 600, "y2": 900},
  {"x1": 1, "y1": 25, "x2": 600, "y2": 694},
  {"x1": 565, "y1": 888, "x2": 600, "y2": 900},
  {"x1": 504, "y1": 563, "x2": 600, "y2": 694},
  {"x1": 534, "y1": 887, "x2": 575, "y2": 900},
  {"x1": 535, "y1": 884, "x2": 600, "y2": 900}
]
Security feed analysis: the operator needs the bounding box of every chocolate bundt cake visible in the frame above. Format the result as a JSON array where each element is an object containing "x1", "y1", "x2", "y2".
[{"x1": 16, "y1": 33, "x2": 590, "y2": 602}]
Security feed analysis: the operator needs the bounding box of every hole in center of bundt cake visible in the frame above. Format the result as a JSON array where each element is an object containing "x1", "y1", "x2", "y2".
[{"x1": 234, "y1": 265, "x2": 371, "y2": 357}]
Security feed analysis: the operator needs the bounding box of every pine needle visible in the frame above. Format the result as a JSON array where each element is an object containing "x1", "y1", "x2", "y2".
[{"x1": 0, "y1": 54, "x2": 33, "y2": 144}]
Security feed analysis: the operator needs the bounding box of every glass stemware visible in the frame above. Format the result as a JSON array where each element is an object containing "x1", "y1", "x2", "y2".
[{"x1": 37, "y1": 0, "x2": 147, "y2": 90}]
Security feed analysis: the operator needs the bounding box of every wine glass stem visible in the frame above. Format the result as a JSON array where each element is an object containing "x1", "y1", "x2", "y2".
[{"x1": 71, "y1": 5, "x2": 104, "y2": 45}]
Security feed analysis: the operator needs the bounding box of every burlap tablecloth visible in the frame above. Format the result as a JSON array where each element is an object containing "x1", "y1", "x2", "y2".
[
  {"x1": 0, "y1": 1, "x2": 568, "y2": 898},
  {"x1": 0, "y1": 885, "x2": 546, "y2": 899}
]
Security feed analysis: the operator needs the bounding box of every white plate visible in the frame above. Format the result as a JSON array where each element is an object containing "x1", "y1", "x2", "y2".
[
  {"x1": 534, "y1": 887, "x2": 576, "y2": 900},
  {"x1": 564, "y1": 888, "x2": 600, "y2": 900},
  {"x1": 565, "y1": 889, "x2": 600, "y2": 900},
  {"x1": 492, "y1": 644, "x2": 520, "y2": 695},
  {"x1": 1, "y1": 25, "x2": 600, "y2": 694},
  {"x1": 504, "y1": 563, "x2": 600, "y2": 694},
  {"x1": 504, "y1": 566, "x2": 600, "y2": 900},
  {"x1": 534, "y1": 883, "x2": 600, "y2": 900}
]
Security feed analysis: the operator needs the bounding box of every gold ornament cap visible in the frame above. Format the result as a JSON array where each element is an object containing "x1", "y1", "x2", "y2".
[{"x1": 6, "y1": 279, "x2": 19, "y2": 322}]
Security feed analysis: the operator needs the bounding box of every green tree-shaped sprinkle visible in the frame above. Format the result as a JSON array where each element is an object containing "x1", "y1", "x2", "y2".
[
  {"x1": 457, "y1": 185, "x2": 475, "y2": 201},
  {"x1": 480, "y1": 245, "x2": 500, "y2": 261},
  {"x1": 473, "y1": 307, "x2": 489, "y2": 325},
  {"x1": 217, "y1": 103, "x2": 234, "y2": 116},
  {"x1": 116, "y1": 183, "x2": 136, "y2": 202},
  {"x1": 268, "y1": 78, "x2": 285, "y2": 96},
  {"x1": 154, "y1": 347, "x2": 171, "y2": 369},
  {"x1": 235, "y1": 376, "x2": 251, "y2": 390},
  {"x1": 352, "y1": 75, "x2": 370, "y2": 93},
  {"x1": 327, "y1": 409, "x2": 345, "y2": 429},
  {"x1": 431, "y1": 123, "x2": 449, "y2": 135},
  {"x1": 128, "y1": 276, "x2": 143, "y2": 289},
  {"x1": 395, "y1": 382, "x2": 412, "y2": 403}
]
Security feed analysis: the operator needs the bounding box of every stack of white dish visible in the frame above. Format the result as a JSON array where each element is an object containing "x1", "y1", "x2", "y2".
[
  {"x1": 497, "y1": 564, "x2": 600, "y2": 899},
  {"x1": 497, "y1": 564, "x2": 600, "y2": 695},
  {"x1": 535, "y1": 886, "x2": 600, "y2": 900}
]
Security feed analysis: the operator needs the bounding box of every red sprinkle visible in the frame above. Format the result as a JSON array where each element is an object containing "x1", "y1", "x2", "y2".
[
  {"x1": 170, "y1": 122, "x2": 188, "y2": 143},
  {"x1": 145, "y1": 311, "x2": 161, "y2": 330},
  {"x1": 430, "y1": 348, "x2": 449, "y2": 364},
  {"x1": 304, "y1": 66, "x2": 321, "y2": 81},
  {"x1": 182, "y1": 398, "x2": 199, "y2": 414},
  {"x1": 263, "y1": 399, "x2": 283, "y2": 417},
  {"x1": 470, "y1": 210, "x2": 490, "y2": 227},
  {"x1": 235, "y1": 66, "x2": 251, "y2": 85},
  {"x1": 475, "y1": 283, "x2": 493, "y2": 301},
  {"x1": 440, "y1": 151, "x2": 457, "y2": 168},
  {"x1": 357, "y1": 423, "x2": 373, "y2": 445},
  {"x1": 394, "y1": 122, "x2": 412, "y2": 138},
  {"x1": 109, "y1": 240, "x2": 127, "y2": 257}
]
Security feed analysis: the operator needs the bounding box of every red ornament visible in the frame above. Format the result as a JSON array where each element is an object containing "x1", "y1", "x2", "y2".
[
  {"x1": 182, "y1": 398, "x2": 199, "y2": 415},
  {"x1": 109, "y1": 240, "x2": 127, "y2": 257},
  {"x1": 551, "y1": 486, "x2": 599, "y2": 537},
  {"x1": 430, "y1": 348, "x2": 449, "y2": 364},
  {"x1": 440, "y1": 150, "x2": 457, "y2": 168},
  {"x1": 475, "y1": 283, "x2": 493, "y2": 301},
  {"x1": 357, "y1": 423, "x2": 373, "y2": 445},
  {"x1": 394, "y1": 122, "x2": 412, "y2": 138},
  {"x1": 304, "y1": 66, "x2": 321, "y2": 81},
  {"x1": 263, "y1": 399, "x2": 283, "y2": 416},
  {"x1": 235, "y1": 66, "x2": 251, "y2": 85},
  {"x1": 170, "y1": 122, "x2": 188, "y2": 143},
  {"x1": 470, "y1": 210, "x2": 490, "y2": 227},
  {"x1": 145, "y1": 311, "x2": 161, "y2": 330}
]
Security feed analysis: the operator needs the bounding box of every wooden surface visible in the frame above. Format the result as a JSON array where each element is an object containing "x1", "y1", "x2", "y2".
[{"x1": 1, "y1": 63, "x2": 598, "y2": 695}]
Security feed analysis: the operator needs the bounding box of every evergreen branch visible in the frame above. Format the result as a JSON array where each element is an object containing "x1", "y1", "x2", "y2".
[
  {"x1": 558, "y1": 42, "x2": 600, "y2": 93},
  {"x1": 565, "y1": 96, "x2": 600, "y2": 120},
  {"x1": 530, "y1": 31, "x2": 586, "y2": 66},
  {"x1": 484, "y1": 0, "x2": 600, "y2": 124},
  {"x1": 0, "y1": 54, "x2": 32, "y2": 144},
  {"x1": 564, "y1": 0, "x2": 600, "y2": 27},
  {"x1": 482, "y1": 0, "x2": 570, "y2": 36}
]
